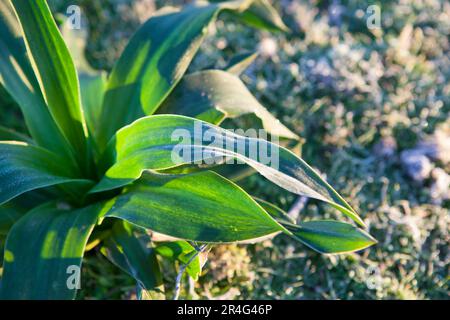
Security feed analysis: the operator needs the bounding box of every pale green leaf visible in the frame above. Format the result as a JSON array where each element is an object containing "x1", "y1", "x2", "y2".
[
  {"x1": 103, "y1": 171, "x2": 285, "y2": 242},
  {"x1": 155, "y1": 241, "x2": 202, "y2": 280},
  {"x1": 93, "y1": 115, "x2": 365, "y2": 227}
]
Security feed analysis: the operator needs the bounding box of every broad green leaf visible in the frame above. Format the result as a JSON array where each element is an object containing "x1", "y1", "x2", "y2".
[
  {"x1": 0, "y1": 203, "x2": 25, "y2": 266},
  {"x1": 100, "y1": 221, "x2": 164, "y2": 299},
  {"x1": 155, "y1": 241, "x2": 202, "y2": 280},
  {"x1": 0, "y1": 202, "x2": 102, "y2": 299},
  {"x1": 104, "y1": 171, "x2": 285, "y2": 242},
  {"x1": 95, "y1": 0, "x2": 259, "y2": 147},
  {"x1": 158, "y1": 70, "x2": 298, "y2": 139},
  {"x1": 226, "y1": 0, "x2": 290, "y2": 32},
  {"x1": 93, "y1": 115, "x2": 365, "y2": 227},
  {"x1": 0, "y1": 125, "x2": 32, "y2": 143},
  {"x1": 11, "y1": 0, "x2": 89, "y2": 168},
  {"x1": 287, "y1": 220, "x2": 377, "y2": 254},
  {"x1": 0, "y1": 1, "x2": 76, "y2": 161},
  {"x1": 0, "y1": 141, "x2": 93, "y2": 205},
  {"x1": 224, "y1": 51, "x2": 258, "y2": 75}
]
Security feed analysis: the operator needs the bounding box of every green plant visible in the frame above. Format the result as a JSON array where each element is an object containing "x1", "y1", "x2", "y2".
[{"x1": 0, "y1": 0, "x2": 376, "y2": 299}]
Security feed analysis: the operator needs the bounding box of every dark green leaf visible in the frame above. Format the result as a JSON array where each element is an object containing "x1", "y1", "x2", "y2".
[
  {"x1": 0, "y1": 202, "x2": 102, "y2": 299},
  {"x1": 254, "y1": 197, "x2": 295, "y2": 224},
  {"x1": 229, "y1": 0, "x2": 290, "y2": 32},
  {"x1": 0, "y1": 1, "x2": 77, "y2": 161},
  {"x1": 93, "y1": 115, "x2": 365, "y2": 227},
  {"x1": 100, "y1": 221, "x2": 164, "y2": 299},
  {"x1": 79, "y1": 73, "x2": 107, "y2": 139},
  {"x1": 0, "y1": 125, "x2": 32, "y2": 143},
  {"x1": 104, "y1": 171, "x2": 285, "y2": 242}
]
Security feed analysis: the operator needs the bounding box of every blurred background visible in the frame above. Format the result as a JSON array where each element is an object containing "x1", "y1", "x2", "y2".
[{"x1": 3, "y1": 0, "x2": 449, "y2": 299}]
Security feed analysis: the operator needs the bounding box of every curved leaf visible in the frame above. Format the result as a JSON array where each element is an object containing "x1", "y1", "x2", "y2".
[
  {"x1": 101, "y1": 221, "x2": 164, "y2": 299},
  {"x1": 158, "y1": 70, "x2": 298, "y2": 139},
  {"x1": 228, "y1": 0, "x2": 289, "y2": 32},
  {"x1": 11, "y1": 0, "x2": 89, "y2": 168},
  {"x1": 224, "y1": 51, "x2": 258, "y2": 75},
  {"x1": 287, "y1": 221, "x2": 377, "y2": 254},
  {"x1": 154, "y1": 241, "x2": 202, "y2": 280},
  {"x1": 93, "y1": 115, "x2": 365, "y2": 227},
  {"x1": 0, "y1": 142, "x2": 93, "y2": 205},
  {"x1": 104, "y1": 171, "x2": 285, "y2": 242},
  {"x1": 0, "y1": 1, "x2": 76, "y2": 161},
  {"x1": 95, "y1": 0, "x2": 262, "y2": 147},
  {"x1": 0, "y1": 125, "x2": 32, "y2": 143},
  {"x1": 0, "y1": 202, "x2": 102, "y2": 299}
]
